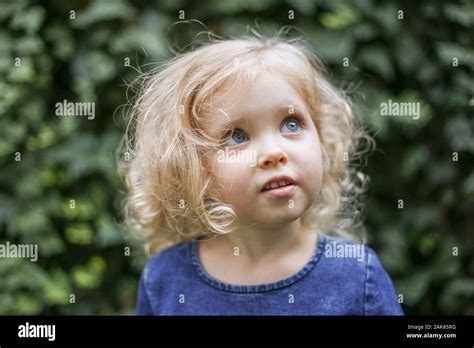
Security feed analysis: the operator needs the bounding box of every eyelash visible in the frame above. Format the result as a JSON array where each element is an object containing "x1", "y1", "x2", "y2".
[
  {"x1": 286, "y1": 114, "x2": 306, "y2": 128},
  {"x1": 222, "y1": 114, "x2": 306, "y2": 145}
]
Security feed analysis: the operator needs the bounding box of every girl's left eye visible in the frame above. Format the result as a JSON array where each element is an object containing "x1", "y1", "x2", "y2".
[{"x1": 281, "y1": 117, "x2": 302, "y2": 133}]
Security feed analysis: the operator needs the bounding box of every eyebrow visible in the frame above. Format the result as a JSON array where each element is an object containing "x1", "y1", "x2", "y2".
[{"x1": 225, "y1": 103, "x2": 306, "y2": 125}]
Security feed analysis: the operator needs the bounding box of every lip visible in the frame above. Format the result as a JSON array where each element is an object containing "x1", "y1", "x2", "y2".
[
  {"x1": 260, "y1": 175, "x2": 297, "y2": 198},
  {"x1": 261, "y1": 184, "x2": 297, "y2": 198}
]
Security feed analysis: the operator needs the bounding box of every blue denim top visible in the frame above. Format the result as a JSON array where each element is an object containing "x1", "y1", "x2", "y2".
[{"x1": 136, "y1": 233, "x2": 404, "y2": 315}]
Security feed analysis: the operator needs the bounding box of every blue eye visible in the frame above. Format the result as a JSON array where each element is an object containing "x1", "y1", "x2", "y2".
[
  {"x1": 225, "y1": 128, "x2": 248, "y2": 146},
  {"x1": 281, "y1": 117, "x2": 302, "y2": 133}
]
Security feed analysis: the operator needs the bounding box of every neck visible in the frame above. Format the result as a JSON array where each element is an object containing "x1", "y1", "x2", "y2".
[{"x1": 220, "y1": 218, "x2": 315, "y2": 261}]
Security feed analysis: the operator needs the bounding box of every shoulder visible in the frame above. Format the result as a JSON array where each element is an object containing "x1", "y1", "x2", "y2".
[
  {"x1": 321, "y1": 234, "x2": 388, "y2": 274},
  {"x1": 363, "y1": 243, "x2": 404, "y2": 315},
  {"x1": 136, "y1": 241, "x2": 195, "y2": 315},
  {"x1": 319, "y1": 234, "x2": 404, "y2": 315},
  {"x1": 318, "y1": 235, "x2": 368, "y2": 291},
  {"x1": 142, "y1": 240, "x2": 193, "y2": 285},
  {"x1": 320, "y1": 234, "x2": 367, "y2": 273}
]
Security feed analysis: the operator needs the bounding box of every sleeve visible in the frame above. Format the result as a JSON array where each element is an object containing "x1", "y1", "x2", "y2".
[
  {"x1": 364, "y1": 247, "x2": 404, "y2": 315},
  {"x1": 135, "y1": 267, "x2": 154, "y2": 315}
]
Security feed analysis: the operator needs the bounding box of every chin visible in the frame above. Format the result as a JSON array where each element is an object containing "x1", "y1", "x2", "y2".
[{"x1": 255, "y1": 210, "x2": 303, "y2": 225}]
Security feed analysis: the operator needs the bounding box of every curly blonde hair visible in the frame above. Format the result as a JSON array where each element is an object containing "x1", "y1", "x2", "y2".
[{"x1": 117, "y1": 32, "x2": 373, "y2": 255}]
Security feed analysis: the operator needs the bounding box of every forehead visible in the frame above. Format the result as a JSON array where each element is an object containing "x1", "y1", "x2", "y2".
[{"x1": 203, "y1": 72, "x2": 308, "y2": 134}]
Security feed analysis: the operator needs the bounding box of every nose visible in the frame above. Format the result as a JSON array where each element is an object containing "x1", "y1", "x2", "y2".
[{"x1": 257, "y1": 148, "x2": 289, "y2": 169}]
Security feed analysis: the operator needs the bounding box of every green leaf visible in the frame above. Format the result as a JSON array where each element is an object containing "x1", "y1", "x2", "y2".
[
  {"x1": 396, "y1": 269, "x2": 431, "y2": 306},
  {"x1": 72, "y1": 0, "x2": 137, "y2": 28},
  {"x1": 9, "y1": 5, "x2": 45, "y2": 33},
  {"x1": 43, "y1": 268, "x2": 71, "y2": 305},
  {"x1": 65, "y1": 223, "x2": 94, "y2": 245},
  {"x1": 308, "y1": 29, "x2": 354, "y2": 63},
  {"x1": 357, "y1": 45, "x2": 394, "y2": 81},
  {"x1": 320, "y1": 3, "x2": 359, "y2": 29},
  {"x1": 8, "y1": 57, "x2": 35, "y2": 83},
  {"x1": 444, "y1": 3, "x2": 474, "y2": 26},
  {"x1": 71, "y1": 256, "x2": 106, "y2": 289}
]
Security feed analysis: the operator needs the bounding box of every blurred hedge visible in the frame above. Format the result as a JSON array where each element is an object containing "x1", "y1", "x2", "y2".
[{"x1": 0, "y1": 0, "x2": 472, "y2": 314}]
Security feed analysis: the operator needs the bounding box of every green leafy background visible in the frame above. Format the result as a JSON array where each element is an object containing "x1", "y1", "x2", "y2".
[{"x1": 0, "y1": 0, "x2": 472, "y2": 315}]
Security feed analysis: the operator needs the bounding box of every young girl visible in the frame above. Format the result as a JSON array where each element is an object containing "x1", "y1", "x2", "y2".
[{"x1": 119, "y1": 33, "x2": 404, "y2": 315}]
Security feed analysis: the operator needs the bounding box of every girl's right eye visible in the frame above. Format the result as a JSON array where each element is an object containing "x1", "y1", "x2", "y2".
[{"x1": 224, "y1": 128, "x2": 248, "y2": 146}]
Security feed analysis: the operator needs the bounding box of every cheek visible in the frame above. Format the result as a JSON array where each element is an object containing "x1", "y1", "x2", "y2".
[
  {"x1": 296, "y1": 135, "x2": 324, "y2": 192},
  {"x1": 211, "y1": 162, "x2": 251, "y2": 204}
]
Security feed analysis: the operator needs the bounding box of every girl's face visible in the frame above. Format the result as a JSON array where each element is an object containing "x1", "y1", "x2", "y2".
[{"x1": 204, "y1": 72, "x2": 323, "y2": 228}]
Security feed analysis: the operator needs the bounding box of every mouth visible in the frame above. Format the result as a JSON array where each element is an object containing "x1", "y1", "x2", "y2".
[{"x1": 260, "y1": 176, "x2": 297, "y2": 197}]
